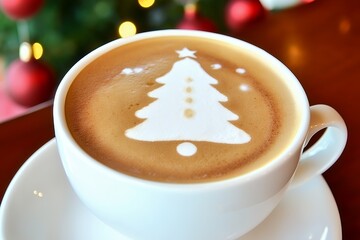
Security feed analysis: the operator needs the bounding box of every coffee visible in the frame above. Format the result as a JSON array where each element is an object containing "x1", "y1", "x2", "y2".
[{"x1": 65, "y1": 36, "x2": 297, "y2": 183}]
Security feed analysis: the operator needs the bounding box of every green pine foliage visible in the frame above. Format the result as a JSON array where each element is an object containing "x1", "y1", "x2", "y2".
[
  {"x1": 0, "y1": 0, "x2": 182, "y2": 80},
  {"x1": 0, "y1": 0, "x2": 225, "y2": 83}
]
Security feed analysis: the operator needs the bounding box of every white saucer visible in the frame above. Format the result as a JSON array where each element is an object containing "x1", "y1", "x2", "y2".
[{"x1": 0, "y1": 139, "x2": 342, "y2": 240}]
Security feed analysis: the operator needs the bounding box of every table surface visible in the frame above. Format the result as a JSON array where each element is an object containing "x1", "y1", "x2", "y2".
[{"x1": 1, "y1": 0, "x2": 359, "y2": 238}]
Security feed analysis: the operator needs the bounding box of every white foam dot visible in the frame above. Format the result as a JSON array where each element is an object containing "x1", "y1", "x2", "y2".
[
  {"x1": 177, "y1": 142, "x2": 197, "y2": 157},
  {"x1": 239, "y1": 84, "x2": 250, "y2": 91},
  {"x1": 121, "y1": 67, "x2": 144, "y2": 75},
  {"x1": 134, "y1": 67, "x2": 144, "y2": 73},
  {"x1": 211, "y1": 64, "x2": 222, "y2": 70},
  {"x1": 121, "y1": 68, "x2": 133, "y2": 75},
  {"x1": 236, "y1": 68, "x2": 246, "y2": 74}
]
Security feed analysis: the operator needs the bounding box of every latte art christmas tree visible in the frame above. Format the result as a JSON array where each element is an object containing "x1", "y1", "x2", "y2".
[{"x1": 125, "y1": 48, "x2": 251, "y2": 156}]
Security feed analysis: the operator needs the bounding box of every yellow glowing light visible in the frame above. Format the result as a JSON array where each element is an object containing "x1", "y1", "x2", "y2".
[
  {"x1": 19, "y1": 42, "x2": 44, "y2": 61},
  {"x1": 138, "y1": 0, "x2": 155, "y2": 8},
  {"x1": 118, "y1": 21, "x2": 137, "y2": 38},
  {"x1": 32, "y1": 42, "x2": 43, "y2": 60}
]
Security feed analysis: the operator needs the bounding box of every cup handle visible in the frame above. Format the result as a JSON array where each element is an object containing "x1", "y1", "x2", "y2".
[{"x1": 290, "y1": 104, "x2": 347, "y2": 188}]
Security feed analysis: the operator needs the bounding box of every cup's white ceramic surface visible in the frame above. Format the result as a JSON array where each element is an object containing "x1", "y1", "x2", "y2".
[{"x1": 53, "y1": 30, "x2": 347, "y2": 240}]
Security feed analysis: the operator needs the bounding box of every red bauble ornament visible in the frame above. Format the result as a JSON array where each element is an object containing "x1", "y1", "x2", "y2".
[
  {"x1": 5, "y1": 59, "x2": 55, "y2": 107},
  {"x1": 177, "y1": 4, "x2": 217, "y2": 32},
  {"x1": 225, "y1": 0, "x2": 265, "y2": 34},
  {"x1": 0, "y1": 0, "x2": 44, "y2": 20}
]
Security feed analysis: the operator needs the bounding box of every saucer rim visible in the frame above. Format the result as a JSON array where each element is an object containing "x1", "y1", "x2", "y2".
[{"x1": 0, "y1": 138, "x2": 342, "y2": 240}]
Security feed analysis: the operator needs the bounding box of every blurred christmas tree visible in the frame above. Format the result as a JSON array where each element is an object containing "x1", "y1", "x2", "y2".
[
  {"x1": 1, "y1": 1, "x2": 151, "y2": 79},
  {"x1": 0, "y1": 0, "x2": 234, "y2": 81}
]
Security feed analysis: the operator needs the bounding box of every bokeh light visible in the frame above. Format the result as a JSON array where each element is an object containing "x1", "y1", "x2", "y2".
[
  {"x1": 32, "y1": 42, "x2": 43, "y2": 60},
  {"x1": 118, "y1": 21, "x2": 137, "y2": 38},
  {"x1": 19, "y1": 42, "x2": 32, "y2": 62},
  {"x1": 19, "y1": 42, "x2": 44, "y2": 61},
  {"x1": 339, "y1": 18, "x2": 351, "y2": 34},
  {"x1": 138, "y1": 0, "x2": 155, "y2": 8}
]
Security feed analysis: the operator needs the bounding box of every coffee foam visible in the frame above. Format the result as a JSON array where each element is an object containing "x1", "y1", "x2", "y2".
[{"x1": 65, "y1": 36, "x2": 297, "y2": 183}]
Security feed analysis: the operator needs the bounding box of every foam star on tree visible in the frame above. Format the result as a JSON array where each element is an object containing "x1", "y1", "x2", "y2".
[{"x1": 176, "y1": 47, "x2": 197, "y2": 58}]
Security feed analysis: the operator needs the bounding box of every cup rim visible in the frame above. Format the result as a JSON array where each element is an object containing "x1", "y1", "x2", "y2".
[{"x1": 54, "y1": 29, "x2": 310, "y2": 189}]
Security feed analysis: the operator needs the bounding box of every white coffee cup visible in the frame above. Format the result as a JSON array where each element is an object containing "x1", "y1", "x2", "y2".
[{"x1": 53, "y1": 30, "x2": 347, "y2": 240}]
